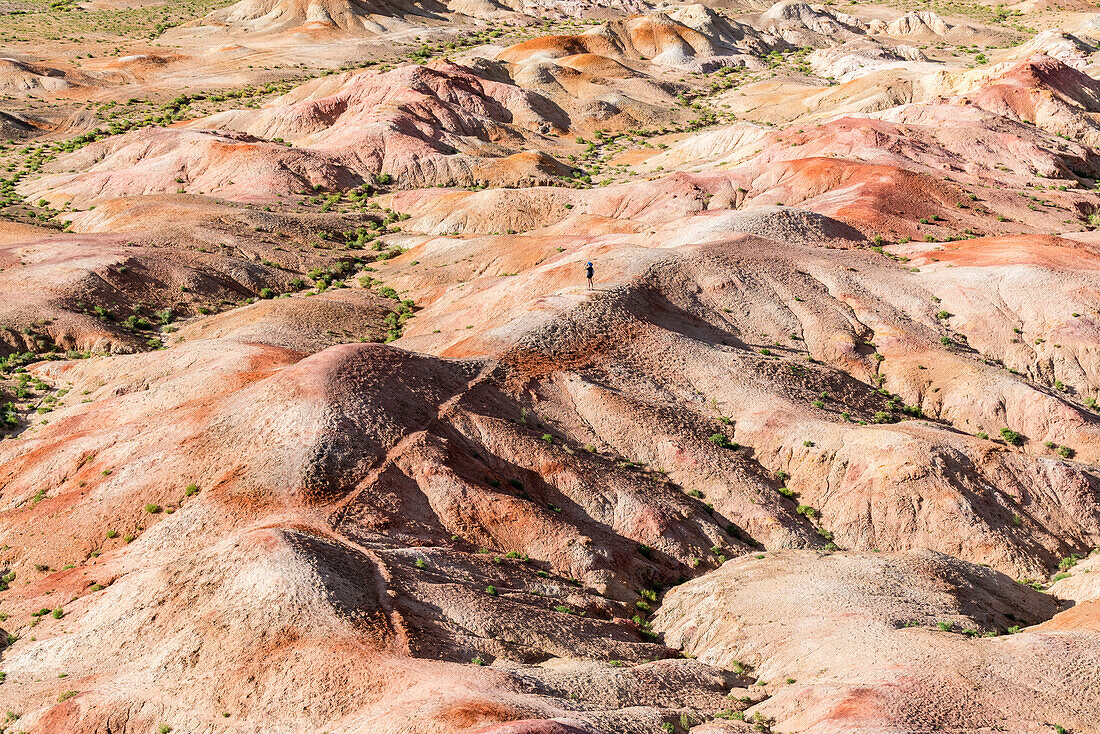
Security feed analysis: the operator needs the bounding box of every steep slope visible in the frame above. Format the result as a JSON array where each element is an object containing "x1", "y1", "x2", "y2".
[{"x1": 0, "y1": 338, "x2": 745, "y2": 730}]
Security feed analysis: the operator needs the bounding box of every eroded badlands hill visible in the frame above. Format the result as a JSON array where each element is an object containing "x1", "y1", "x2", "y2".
[{"x1": 0, "y1": 0, "x2": 1099, "y2": 731}]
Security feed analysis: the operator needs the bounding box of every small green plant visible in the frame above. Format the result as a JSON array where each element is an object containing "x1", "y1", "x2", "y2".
[
  {"x1": 105, "y1": 530, "x2": 118, "y2": 539},
  {"x1": 709, "y1": 433, "x2": 736, "y2": 449},
  {"x1": 145, "y1": 503, "x2": 161, "y2": 514},
  {"x1": 1000, "y1": 428, "x2": 1023, "y2": 445},
  {"x1": 1060, "y1": 554, "x2": 1081, "y2": 571}
]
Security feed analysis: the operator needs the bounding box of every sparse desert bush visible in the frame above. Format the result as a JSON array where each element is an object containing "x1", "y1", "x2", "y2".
[{"x1": 710, "y1": 433, "x2": 736, "y2": 449}]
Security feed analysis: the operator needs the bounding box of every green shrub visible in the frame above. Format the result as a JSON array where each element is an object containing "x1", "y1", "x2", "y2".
[{"x1": 709, "y1": 433, "x2": 736, "y2": 449}]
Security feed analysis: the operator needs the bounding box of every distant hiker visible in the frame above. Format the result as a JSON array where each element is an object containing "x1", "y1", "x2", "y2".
[{"x1": 585, "y1": 261, "x2": 594, "y2": 290}]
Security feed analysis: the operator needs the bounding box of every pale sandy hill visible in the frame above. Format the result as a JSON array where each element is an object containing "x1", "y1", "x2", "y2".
[
  {"x1": 201, "y1": 0, "x2": 448, "y2": 35},
  {"x1": 656, "y1": 550, "x2": 1094, "y2": 733},
  {"x1": 758, "y1": 0, "x2": 867, "y2": 46}
]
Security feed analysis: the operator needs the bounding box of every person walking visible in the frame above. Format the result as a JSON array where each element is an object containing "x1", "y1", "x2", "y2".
[{"x1": 585, "y1": 261, "x2": 594, "y2": 290}]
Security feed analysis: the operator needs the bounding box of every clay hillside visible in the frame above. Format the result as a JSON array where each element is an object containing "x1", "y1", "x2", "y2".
[{"x1": 1, "y1": 0, "x2": 1100, "y2": 730}]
